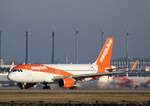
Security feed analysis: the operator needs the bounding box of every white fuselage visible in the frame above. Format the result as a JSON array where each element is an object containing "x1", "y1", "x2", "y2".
[{"x1": 8, "y1": 64, "x2": 98, "y2": 83}]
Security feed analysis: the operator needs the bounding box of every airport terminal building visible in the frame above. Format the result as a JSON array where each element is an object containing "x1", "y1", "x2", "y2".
[{"x1": 112, "y1": 57, "x2": 150, "y2": 72}]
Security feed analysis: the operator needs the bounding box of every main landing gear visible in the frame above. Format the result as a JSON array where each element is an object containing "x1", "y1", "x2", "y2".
[
  {"x1": 43, "y1": 83, "x2": 51, "y2": 89},
  {"x1": 69, "y1": 86, "x2": 77, "y2": 90}
]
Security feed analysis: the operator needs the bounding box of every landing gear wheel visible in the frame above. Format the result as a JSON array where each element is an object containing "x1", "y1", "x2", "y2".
[
  {"x1": 69, "y1": 86, "x2": 77, "y2": 90},
  {"x1": 43, "y1": 83, "x2": 51, "y2": 89},
  {"x1": 17, "y1": 83, "x2": 24, "y2": 89},
  {"x1": 43, "y1": 86, "x2": 50, "y2": 89}
]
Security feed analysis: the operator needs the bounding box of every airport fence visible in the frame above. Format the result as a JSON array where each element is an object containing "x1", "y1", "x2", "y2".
[{"x1": 0, "y1": 100, "x2": 150, "y2": 106}]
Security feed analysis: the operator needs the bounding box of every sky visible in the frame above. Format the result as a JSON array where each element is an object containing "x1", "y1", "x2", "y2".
[{"x1": 0, "y1": 0, "x2": 150, "y2": 64}]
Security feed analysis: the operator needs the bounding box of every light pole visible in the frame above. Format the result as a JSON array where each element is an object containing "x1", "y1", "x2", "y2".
[
  {"x1": 0, "y1": 31, "x2": 1, "y2": 67},
  {"x1": 51, "y1": 31, "x2": 55, "y2": 64},
  {"x1": 25, "y1": 31, "x2": 29, "y2": 64},
  {"x1": 125, "y1": 32, "x2": 129, "y2": 77},
  {"x1": 74, "y1": 29, "x2": 79, "y2": 64},
  {"x1": 101, "y1": 32, "x2": 104, "y2": 50}
]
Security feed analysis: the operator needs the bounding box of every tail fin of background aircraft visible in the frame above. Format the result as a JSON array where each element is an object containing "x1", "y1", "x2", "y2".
[
  {"x1": 9, "y1": 61, "x2": 15, "y2": 72},
  {"x1": 94, "y1": 37, "x2": 114, "y2": 73},
  {"x1": 131, "y1": 59, "x2": 139, "y2": 72}
]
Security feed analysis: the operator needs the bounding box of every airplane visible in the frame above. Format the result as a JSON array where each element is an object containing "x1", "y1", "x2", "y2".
[{"x1": 7, "y1": 37, "x2": 124, "y2": 89}]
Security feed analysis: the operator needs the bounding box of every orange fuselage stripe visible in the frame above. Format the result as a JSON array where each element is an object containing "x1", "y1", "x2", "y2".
[{"x1": 14, "y1": 64, "x2": 73, "y2": 76}]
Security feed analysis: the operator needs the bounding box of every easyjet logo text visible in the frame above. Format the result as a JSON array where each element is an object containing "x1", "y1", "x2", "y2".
[
  {"x1": 100, "y1": 39, "x2": 112, "y2": 62},
  {"x1": 31, "y1": 66, "x2": 47, "y2": 70}
]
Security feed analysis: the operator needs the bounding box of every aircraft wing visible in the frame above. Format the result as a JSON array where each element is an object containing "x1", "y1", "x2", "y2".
[
  {"x1": 53, "y1": 71, "x2": 124, "y2": 81},
  {"x1": 106, "y1": 67, "x2": 127, "y2": 72}
]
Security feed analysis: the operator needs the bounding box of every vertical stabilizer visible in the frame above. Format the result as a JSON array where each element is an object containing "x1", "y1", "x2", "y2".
[
  {"x1": 95, "y1": 37, "x2": 114, "y2": 73},
  {"x1": 131, "y1": 59, "x2": 139, "y2": 72}
]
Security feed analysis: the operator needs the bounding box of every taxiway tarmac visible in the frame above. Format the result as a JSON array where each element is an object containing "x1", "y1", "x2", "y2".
[{"x1": 0, "y1": 87, "x2": 150, "y2": 93}]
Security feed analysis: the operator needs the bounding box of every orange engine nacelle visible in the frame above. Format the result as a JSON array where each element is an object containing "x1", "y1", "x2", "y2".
[{"x1": 58, "y1": 78, "x2": 75, "y2": 88}]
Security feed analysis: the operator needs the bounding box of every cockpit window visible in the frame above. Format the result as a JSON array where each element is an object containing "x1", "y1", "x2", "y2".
[
  {"x1": 12, "y1": 69, "x2": 17, "y2": 72},
  {"x1": 18, "y1": 70, "x2": 22, "y2": 72},
  {"x1": 12, "y1": 69, "x2": 23, "y2": 72}
]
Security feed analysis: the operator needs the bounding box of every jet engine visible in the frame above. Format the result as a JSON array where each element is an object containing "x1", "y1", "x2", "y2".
[{"x1": 58, "y1": 78, "x2": 75, "y2": 88}]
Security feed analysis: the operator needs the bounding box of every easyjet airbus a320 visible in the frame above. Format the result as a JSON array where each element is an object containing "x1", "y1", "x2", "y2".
[{"x1": 7, "y1": 37, "x2": 123, "y2": 89}]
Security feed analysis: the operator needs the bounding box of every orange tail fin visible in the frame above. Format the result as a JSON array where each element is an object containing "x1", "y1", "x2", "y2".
[
  {"x1": 94, "y1": 37, "x2": 114, "y2": 73},
  {"x1": 131, "y1": 59, "x2": 139, "y2": 72}
]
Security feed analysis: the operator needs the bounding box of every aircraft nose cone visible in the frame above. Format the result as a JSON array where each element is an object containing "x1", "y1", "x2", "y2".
[{"x1": 7, "y1": 73, "x2": 15, "y2": 81}]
